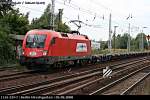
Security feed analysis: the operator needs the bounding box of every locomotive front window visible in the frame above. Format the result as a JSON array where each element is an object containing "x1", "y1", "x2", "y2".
[{"x1": 26, "y1": 34, "x2": 47, "y2": 48}]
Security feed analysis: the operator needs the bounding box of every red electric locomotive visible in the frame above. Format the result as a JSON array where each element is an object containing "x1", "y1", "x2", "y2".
[{"x1": 20, "y1": 29, "x2": 92, "y2": 69}]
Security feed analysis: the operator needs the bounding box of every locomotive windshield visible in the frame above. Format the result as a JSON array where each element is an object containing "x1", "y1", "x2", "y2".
[{"x1": 26, "y1": 34, "x2": 47, "y2": 48}]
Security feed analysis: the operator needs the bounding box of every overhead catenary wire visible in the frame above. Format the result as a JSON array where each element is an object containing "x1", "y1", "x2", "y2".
[
  {"x1": 18, "y1": 3, "x2": 104, "y2": 29},
  {"x1": 55, "y1": 0, "x2": 128, "y2": 30},
  {"x1": 55, "y1": 0, "x2": 112, "y2": 29},
  {"x1": 63, "y1": 16, "x2": 103, "y2": 29},
  {"x1": 16, "y1": 0, "x2": 145, "y2": 31},
  {"x1": 13, "y1": 0, "x2": 142, "y2": 34},
  {"x1": 56, "y1": 0, "x2": 105, "y2": 20},
  {"x1": 14, "y1": 0, "x2": 122, "y2": 29}
]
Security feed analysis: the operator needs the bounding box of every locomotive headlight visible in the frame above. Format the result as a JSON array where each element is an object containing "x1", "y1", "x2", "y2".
[
  {"x1": 29, "y1": 52, "x2": 36, "y2": 56},
  {"x1": 22, "y1": 51, "x2": 24, "y2": 55},
  {"x1": 43, "y1": 50, "x2": 48, "y2": 56}
]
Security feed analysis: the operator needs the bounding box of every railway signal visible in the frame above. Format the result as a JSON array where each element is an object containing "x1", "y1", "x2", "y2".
[
  {"x1": 146, "y1": 35, "x2": 150, "y2": 40},
  {"x1": 146, "y1": 35, "x2": 150, "y2": 50}
]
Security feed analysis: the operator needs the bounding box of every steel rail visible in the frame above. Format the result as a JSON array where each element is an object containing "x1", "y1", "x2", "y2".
[
  {"x1": 56, "y1": 61, "x2": 149, "y2": 95},
  {"x1": 89, "y1": 65, "x2": 150, "y2": 95},
  {"x1": 120, "y1": 72, "x2": 150, "y2": 95},
  {"x1": 0, "y1": 57, "x2": 147, "y2": 95}
]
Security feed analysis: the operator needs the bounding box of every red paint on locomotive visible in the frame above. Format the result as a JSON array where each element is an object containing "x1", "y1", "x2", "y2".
[{"x1": 21, "y1": 29, "x2": 91, "y2": 65}]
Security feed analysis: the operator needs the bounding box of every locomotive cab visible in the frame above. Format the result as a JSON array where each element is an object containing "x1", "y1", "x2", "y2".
[
  {"x1": 20, "y1": 29, "x2": 59, "y2": 66},
  {"x1": 23, "y1": 34, "x2": 48, "y2": 57}
]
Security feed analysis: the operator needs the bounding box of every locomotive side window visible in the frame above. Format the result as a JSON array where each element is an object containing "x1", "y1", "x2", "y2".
[
  {"x1": 51, "y1": 37, "x2": 56, "y2": 45},
  {"x1": 26, "y1": 34, "x2": 47, "y2": 48}
]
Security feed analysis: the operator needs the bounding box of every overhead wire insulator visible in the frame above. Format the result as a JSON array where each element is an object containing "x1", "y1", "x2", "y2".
[
  {"x1": 69, "y1": 0, "x2": 71, "y2": 3},
  {"x1": 102, "y1": 15, "x2": 104, "y2": 20},
  {"x1": 93, "y1": 13, "x2": 96, "y2": 21},
  {"x1": 78, "y1": 14, "x2": 80, "y2": 20}
]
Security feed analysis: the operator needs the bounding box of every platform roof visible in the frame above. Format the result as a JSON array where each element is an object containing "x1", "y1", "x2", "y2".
[{"x1": 9, "y1": 34, "x2": 25, "y2": 41}]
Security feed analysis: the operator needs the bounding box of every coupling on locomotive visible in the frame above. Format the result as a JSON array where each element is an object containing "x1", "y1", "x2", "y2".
[{"x1": 19, "y1": 29, "x2": 92, "y2": 69}]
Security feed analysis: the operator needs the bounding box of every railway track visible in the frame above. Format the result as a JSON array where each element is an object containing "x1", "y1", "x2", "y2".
[
  {"x1": 0, "y1": 64, "x2": 19, "y2": 71},
  {"x1": 0, "y1": 57, "x2": 149, "y2": 95},
  {"x1": 120, "y1": 71, "x2": 150, "y2": 95},
  {"x1": 90, "y1": 66, "x2": 150, "y2": 95},
  {"x1": 0, "y1": 70, "x2": 38, "y2": 82},
  {"x1": 54, "y1": 61, "x2": 150, "y2": 95},
  {"x1": 0, "y1": 57, "x2": 146, "y2": 83}
]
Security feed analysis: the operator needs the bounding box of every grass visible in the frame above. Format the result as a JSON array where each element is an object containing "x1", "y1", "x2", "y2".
[
  {"x1": 92, "y1": 49, "x2": 128, "y2": 55},
  {"x1": 15, "y1": 64, "x2": 27, "y2": 71},
  {"x1": 92, "y1": 49, "x2": 150, "y2": 55}
]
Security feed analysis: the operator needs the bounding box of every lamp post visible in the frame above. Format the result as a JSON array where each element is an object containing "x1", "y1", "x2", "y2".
[
  {"x1": 146, "y1": 35, "x2": 150, "y2": 50},
  {"x1": 126, "y1": 14, "x2": 132, "y2": 53},
  {"x1": 51, "y1": 0, "x2": 55, "y2": 30},
  {"x1": 108, "y1": 13, "x2": 112, "y2": 54},
  {"x1": 113, "y1": 26, "x2": 118, "y2": 52}
]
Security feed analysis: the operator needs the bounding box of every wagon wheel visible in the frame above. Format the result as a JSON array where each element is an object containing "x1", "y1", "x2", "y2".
[
  {"x1": 19, "y1": 56, "x2": 26, "y2": 66},
  {"x1": 73, "y1": 60, "x2": 78, "y2": 67},
  {"x1": 26, "y1": 65, "x2": 34, "y2": 70},
  {"x1": 79, "y1": 60, "x2": 87, "y2": 66},
  {"x1": 36, "y1": 64, "x2": 49, "y2": 71},
  {"x1": 52, "y1": 62, "x2": 62, "y2": 68}
]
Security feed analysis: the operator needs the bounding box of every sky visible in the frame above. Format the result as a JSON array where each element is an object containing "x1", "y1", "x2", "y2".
[{"x1": 12, "y1": 0, "x2": 150, "y2": 41}]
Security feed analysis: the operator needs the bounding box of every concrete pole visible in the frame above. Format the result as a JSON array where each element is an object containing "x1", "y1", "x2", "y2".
[
  {"x1": 108, "y1": 13, "x2": 112, "y2": 54},
  {"x1": 128, "y1": 23, "x2": 131, "y2": 52},
  {"x1": 126, "y1": 14, "x2": 132, "y2": 53},
  {"x1": 51, "y1": 0, "x2": 55, "y2": 30},
  {"x1": 141, "y1": 30, "x2": 144, "y2": 51},
  {"x1": 113, "y1": 26, "x2": 118, "y2": 52}
]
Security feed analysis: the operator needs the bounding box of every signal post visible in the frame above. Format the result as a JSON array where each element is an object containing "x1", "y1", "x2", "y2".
[
  {"x1": 146, "y1": 35, "x2": 150, "y2": 60},
  {"x1": 146, "y1": 35, "x2": 150, "y2": 50}
]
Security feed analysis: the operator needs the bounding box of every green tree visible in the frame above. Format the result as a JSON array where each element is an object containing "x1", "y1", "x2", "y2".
[
  {"x1": 30, "y1": 4, "x2": 70, "y2": 32},
  {"x1": 0, "y1": 0, "x2": 13, "y2": 17},
  {"x1": 30, "y1": 4, "x2": 51, "y2": 29},
  {"x1": 0, "y1": 3, "x2": 29, "y2": 65},
  {"x1": 113, "y1": 33, "x2": 132, "y2": 50},
  {"x1": 115, "y1": 34, "x2": 121, "y2": 49},
  {"x1": 2, "y1": 9, "x2": 29, "y2": 35},
  {"x1": 133, "y1": 33, "x2": 148, "y2": 51},
  {"x1": 100, "y1": 41, "x2": 108, "y2": 49},
  {"x1": 0, "y1": 20, "x2": 15, "y2": 65}
]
